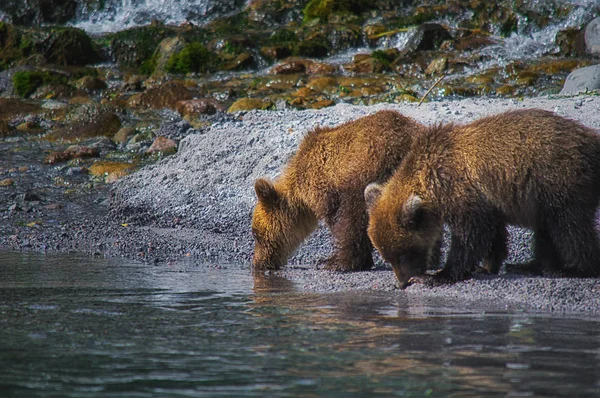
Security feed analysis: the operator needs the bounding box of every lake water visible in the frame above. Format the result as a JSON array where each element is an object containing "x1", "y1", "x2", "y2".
[{"x1": 0, "y1": 251, "x2": 599, "y2": 397}]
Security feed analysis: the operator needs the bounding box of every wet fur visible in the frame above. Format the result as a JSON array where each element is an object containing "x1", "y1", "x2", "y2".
[
  {"x1": 367, "y1": 109, "x2": 600, "y2": 285},
  {"x1": 252, "y1": 110, "x2": 425, "y2": 271}
]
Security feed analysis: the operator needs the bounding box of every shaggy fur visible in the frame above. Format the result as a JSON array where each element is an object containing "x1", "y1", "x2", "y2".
[
  {"x1": 252, "y1": 110, "x2": 429, "y2": 271},
  {"x1": 366, "y1": 109, "x2": 600, "y2": 287}
]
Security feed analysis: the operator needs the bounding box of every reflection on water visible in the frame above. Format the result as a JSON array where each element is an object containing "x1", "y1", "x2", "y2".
[{"x1": 0, "y1": 252, "x2": 598, "y2": 397}]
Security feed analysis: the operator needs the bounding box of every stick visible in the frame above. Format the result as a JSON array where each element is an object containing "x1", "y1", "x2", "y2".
[{"x1": 418, "y1": 74, "x2": 445, "y2": 107}]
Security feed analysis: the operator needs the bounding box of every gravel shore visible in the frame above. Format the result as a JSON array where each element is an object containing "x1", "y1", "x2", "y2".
[{"x1": 5, "y1": 94, "x2": 600, "y2": 314}]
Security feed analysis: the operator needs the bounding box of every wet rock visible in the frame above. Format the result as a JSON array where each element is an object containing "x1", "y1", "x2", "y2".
[
  {"x1": 307, "y1": 76, "x2": 337, "y2": 92},
  {"x1": 585, "y1": 17, "x2": 600, "y2": 57},
  {"x1": 44, "y1": 145, "x2": 100, "y2": 164},
  {"x1": 425, "y1": 57, "x2": 447, "y2": 75},
  {"x1": 87, "y1": 137, "x2": 117, "y2": 153},
  {"x1": 75, "y1": 76, "x2": 107, "y2": 91},
  {"x1": 89, "y1": 161, "x2": 135, "y2": 182},
  {"x1": 227, "y1": 98, "x2": 273, "y2": 113},
  {"x1": 32, "y1": 82, "x2": 75, "y2": 101},
  {"x1": 404, "y1": 23, "x2": 452, "y2": 54},
  {"x1": 222, "y1": 52, "x2": 256, "y2": 71},
  {"x1": 0, "y1": 178, "x2": 15, "y2": 187},
  {"x1": 454, "y1": 35, "x2": 497, "y2": 52},
  {"x1": 46, "y1": 111, "x2": 122, "y2": 142},
  {"x1": 560, "y1": 64, "x2": 600, "y2": 95},
  {"x1": 293, "y1": 87, "x2": 315, "y2": 98},
  {"x1": 152, "y1": 37, "x2": 186, "y2": 75},
  {"x1": 145, "y1": 136, "x2": 178, "y2": 155},
  {"x1": 176, "y1": 99, "x2": 218, "y2": 117},
  {"x1": 555, "y1": 28, "x2": 586, "y2": 57},
  {"x1": 113, "y1": 127, "x2": 137, "y2": 144},
  {"x1": 344, "y1": 56, "x2": 386, "y2": 74},
  {"x1": 270, "y1": 58, "x2": 337, "y2": 75},
  {"x1": 129, "y1": 81, "x2": 195, "y2": 110},
  {"x1": 41, "y1": 99, "x2": 69, "y2": 110},
  {"x1": 42, "y1": 27, "x2": 100, "y2": 66},
  {"x1": 260, "y1": 46, "x2": 292, "y2": 60}
]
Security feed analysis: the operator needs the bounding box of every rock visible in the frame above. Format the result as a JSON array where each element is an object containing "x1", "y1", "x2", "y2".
[
  {"x1": 227, "y1": 98, "x2": 273, "y2": 113},
  {"x1": 404, "y1": 23, "x2": 452, "y2": 54},
  {"x1": 222, "y1": 52, "x2": 256, "y2": 71},
  {"x1": 176, "y1": 99, "x2": 218, "y2": 117},
  {"x1": 89, "y1": 161, "x2": 135, "y2": 182},
  {"x1": 87, "y1": 137, "x2": 117, "y2": 152},
  {"x1": 560, "y1": 64, "x2": 600, "y2": 95},
  {"x1": 309, "y1": 99, "x2": 335, "y2": 109},
  {"x1": 46, "y1": 111, "x2": 122, "y2": 142},
  {"x1": 129, "y1": 81, "x2": 195, "y2": 110},
  {"x1": 555, "y1": 28, "x2": 586, "y2": 57},
  {"x1": 113, "y1": 127, "x2": 137, "y2": 144},
  {"x1": 269, "y1": 58, "x2": 337, "y2": 75},
  {"x1": 585, "y1": 17, "x2": 600, "y2": 57},
  {"x1": 41, "y1": 99, "x2": 69, "y2": 110},
  {"x1": 425, "y1": 57, "x2": 447, "y2": 75},
  {"x1": 307, "y1": 76, "x2": 337, "y2": 92},
  {"x1": 260, "y1": 46, "x2": 292, "y2": 60},
  {"x1": 0, "y1": 178, "x2": 15, "y2": 187},
  {"x1": 145, "y1": 136, "x2": 178, "y2": 155},
  {"x1": 44, "y1": 145, "x2": 100, "y2": 164},
  {"x1": 75, "y1": 76, "x2": 107, "y2": 91},
  {"x1": 152, "y1": 37, "x2": 187, "y2": 74}
]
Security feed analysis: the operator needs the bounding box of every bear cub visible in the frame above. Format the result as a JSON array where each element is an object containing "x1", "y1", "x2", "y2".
[
  {"x1": 252, "y1": 110, "x2": 433, "y2": 271},
  {"x1": 365, "y1": 109, "x2": 600, "y2": 288}
]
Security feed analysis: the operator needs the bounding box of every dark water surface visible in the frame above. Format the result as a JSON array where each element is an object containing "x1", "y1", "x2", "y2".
[{"x1": 0, "y1": 252, "x2": 598, "y2": 397}]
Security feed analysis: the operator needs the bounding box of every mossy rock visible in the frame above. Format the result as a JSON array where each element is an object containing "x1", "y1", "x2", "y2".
[
  {"x1": 46, "y1": 111, "x2": 122, "y2": 142},
  {"x1": 129, "y1": 80, "x2": 195, "y2": 110},
  {"x1": 12, "y1": 69, "x2": 68, "y2": 98},
  {"x1": 302, "y1": 0, "x2": 373, "y2": 23},
  {"x1": 166, "y1": 42, "x2": 215, "y2": 74},
  {"x1": 109, "y1": 23, "x2": 176, "y2": 68},
  {"x1": 221, "y1": 52, "x2": 255, "y2": 71},
  {"x1": 227, "y1": 98, "x2": 273, "y2": 113},
  {"x1": 42, "y1": 27, "x2": 100, "y2": 66}
]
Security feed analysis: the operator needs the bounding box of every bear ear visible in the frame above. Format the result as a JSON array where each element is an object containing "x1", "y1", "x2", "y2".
[
  {"x1": 403, "y1": 194, "x2": 424, "y2": 227},
  {"x1": 364, "y1": 183, "x2": 383, "y2": 214},
  {"x1": 255, "y1": 178, "x2": 279, "y2": 207}
]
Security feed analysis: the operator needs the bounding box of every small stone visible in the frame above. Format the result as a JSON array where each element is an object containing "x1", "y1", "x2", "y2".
[
  {"x1": 146, "y1": 136, "x2": 178, "y2": 155},
  {"x1": 0, "y1": 178, "x2": 14, "y2": 187}
]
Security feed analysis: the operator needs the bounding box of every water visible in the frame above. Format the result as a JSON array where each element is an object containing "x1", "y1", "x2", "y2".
[
  {"x1": 1, "y1": 252, "x2": 599, "y2": 397},
  {"x1": 72, "y1": 0, "x2": 244, "y2": 33}
]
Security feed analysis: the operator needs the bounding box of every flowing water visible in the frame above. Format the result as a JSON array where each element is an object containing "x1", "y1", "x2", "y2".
[{"x1": 1, "y1": 251, "x2": 599, "y2": 397}]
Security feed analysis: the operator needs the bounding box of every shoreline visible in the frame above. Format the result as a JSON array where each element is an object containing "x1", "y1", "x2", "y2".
[{"x1": 2, "y1": 94, "x2": 600, "y2": 315}]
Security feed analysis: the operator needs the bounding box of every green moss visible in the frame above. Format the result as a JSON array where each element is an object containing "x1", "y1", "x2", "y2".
[
  {"x1": 302, "y1": 0, "x2": 371, "y2": 23},
  {"x1": 269, "y1": 29, "x2": 298, "y2": 44},
  {"x1": 13, "y1": 71, "x2": 66, "y2": 98},
  {"x1": 165, "y1": 42, "x2": 213, "y2": 74},
  {"x1": 140, "y1": 53, "x2": 159, "y2": 74},
  {"x1": 371, "y1": 49, "x2": 395, "y2": 67}
]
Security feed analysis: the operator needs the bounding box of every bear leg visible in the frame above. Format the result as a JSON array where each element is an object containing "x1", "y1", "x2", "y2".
[
  {"x1": 324, "y1": 197, "x2": 374, "y2": 272},
  {"x1": 545, "y1": 209, "x2": 600, "y2": 277},
  {"x1": 481, "y1": 222, "x2": 508, "y2": 274},
  {"x1": 436, "y1": 210, "x2": 500, "y2": 283}
]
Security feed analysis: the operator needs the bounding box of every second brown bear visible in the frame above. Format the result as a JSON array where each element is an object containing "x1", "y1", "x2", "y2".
[
  {"x1": 252, "y1": 110, "x2": 436, "y2": 271},
  {"x1": 366, "y1": 109, "x2": 600, "y2": 287}
]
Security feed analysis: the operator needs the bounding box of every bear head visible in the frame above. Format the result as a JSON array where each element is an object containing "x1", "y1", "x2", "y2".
[
  {"x1": 365, "y1": 183, "x2": 442, "y2": 288},
  {"x1": 252, "y1": 178, "x2": 315, "y2": 270}
]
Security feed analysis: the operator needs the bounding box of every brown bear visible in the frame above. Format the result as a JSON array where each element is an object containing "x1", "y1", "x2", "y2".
[
  {"x1": 252, "y1": 110, "x2": 438, "y2": 271},
  {"x1": 365, "y1": 109, "x2": 600, "y2": 288}
]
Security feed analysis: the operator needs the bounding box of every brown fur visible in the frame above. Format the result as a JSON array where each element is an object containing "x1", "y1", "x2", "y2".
[
  {"x1": 366, "y1": 109, "x2": 600, "y2": 287},
  {"x1": 252, "y1": 110, "x2": 429, "y2": 271}
]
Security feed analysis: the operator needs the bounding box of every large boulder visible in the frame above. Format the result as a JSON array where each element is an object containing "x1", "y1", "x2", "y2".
[
  {"x1": 585, "y1": 17, "x2": 600, "y2": 57},
  {"x1": 560, "y1": 64, "x2": 600, "y2": 95}
]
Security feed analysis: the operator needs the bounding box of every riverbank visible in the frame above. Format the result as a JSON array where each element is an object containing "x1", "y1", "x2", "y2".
[{"x1": 1, "y1": 94, "x2": 600, "y2": 314}]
